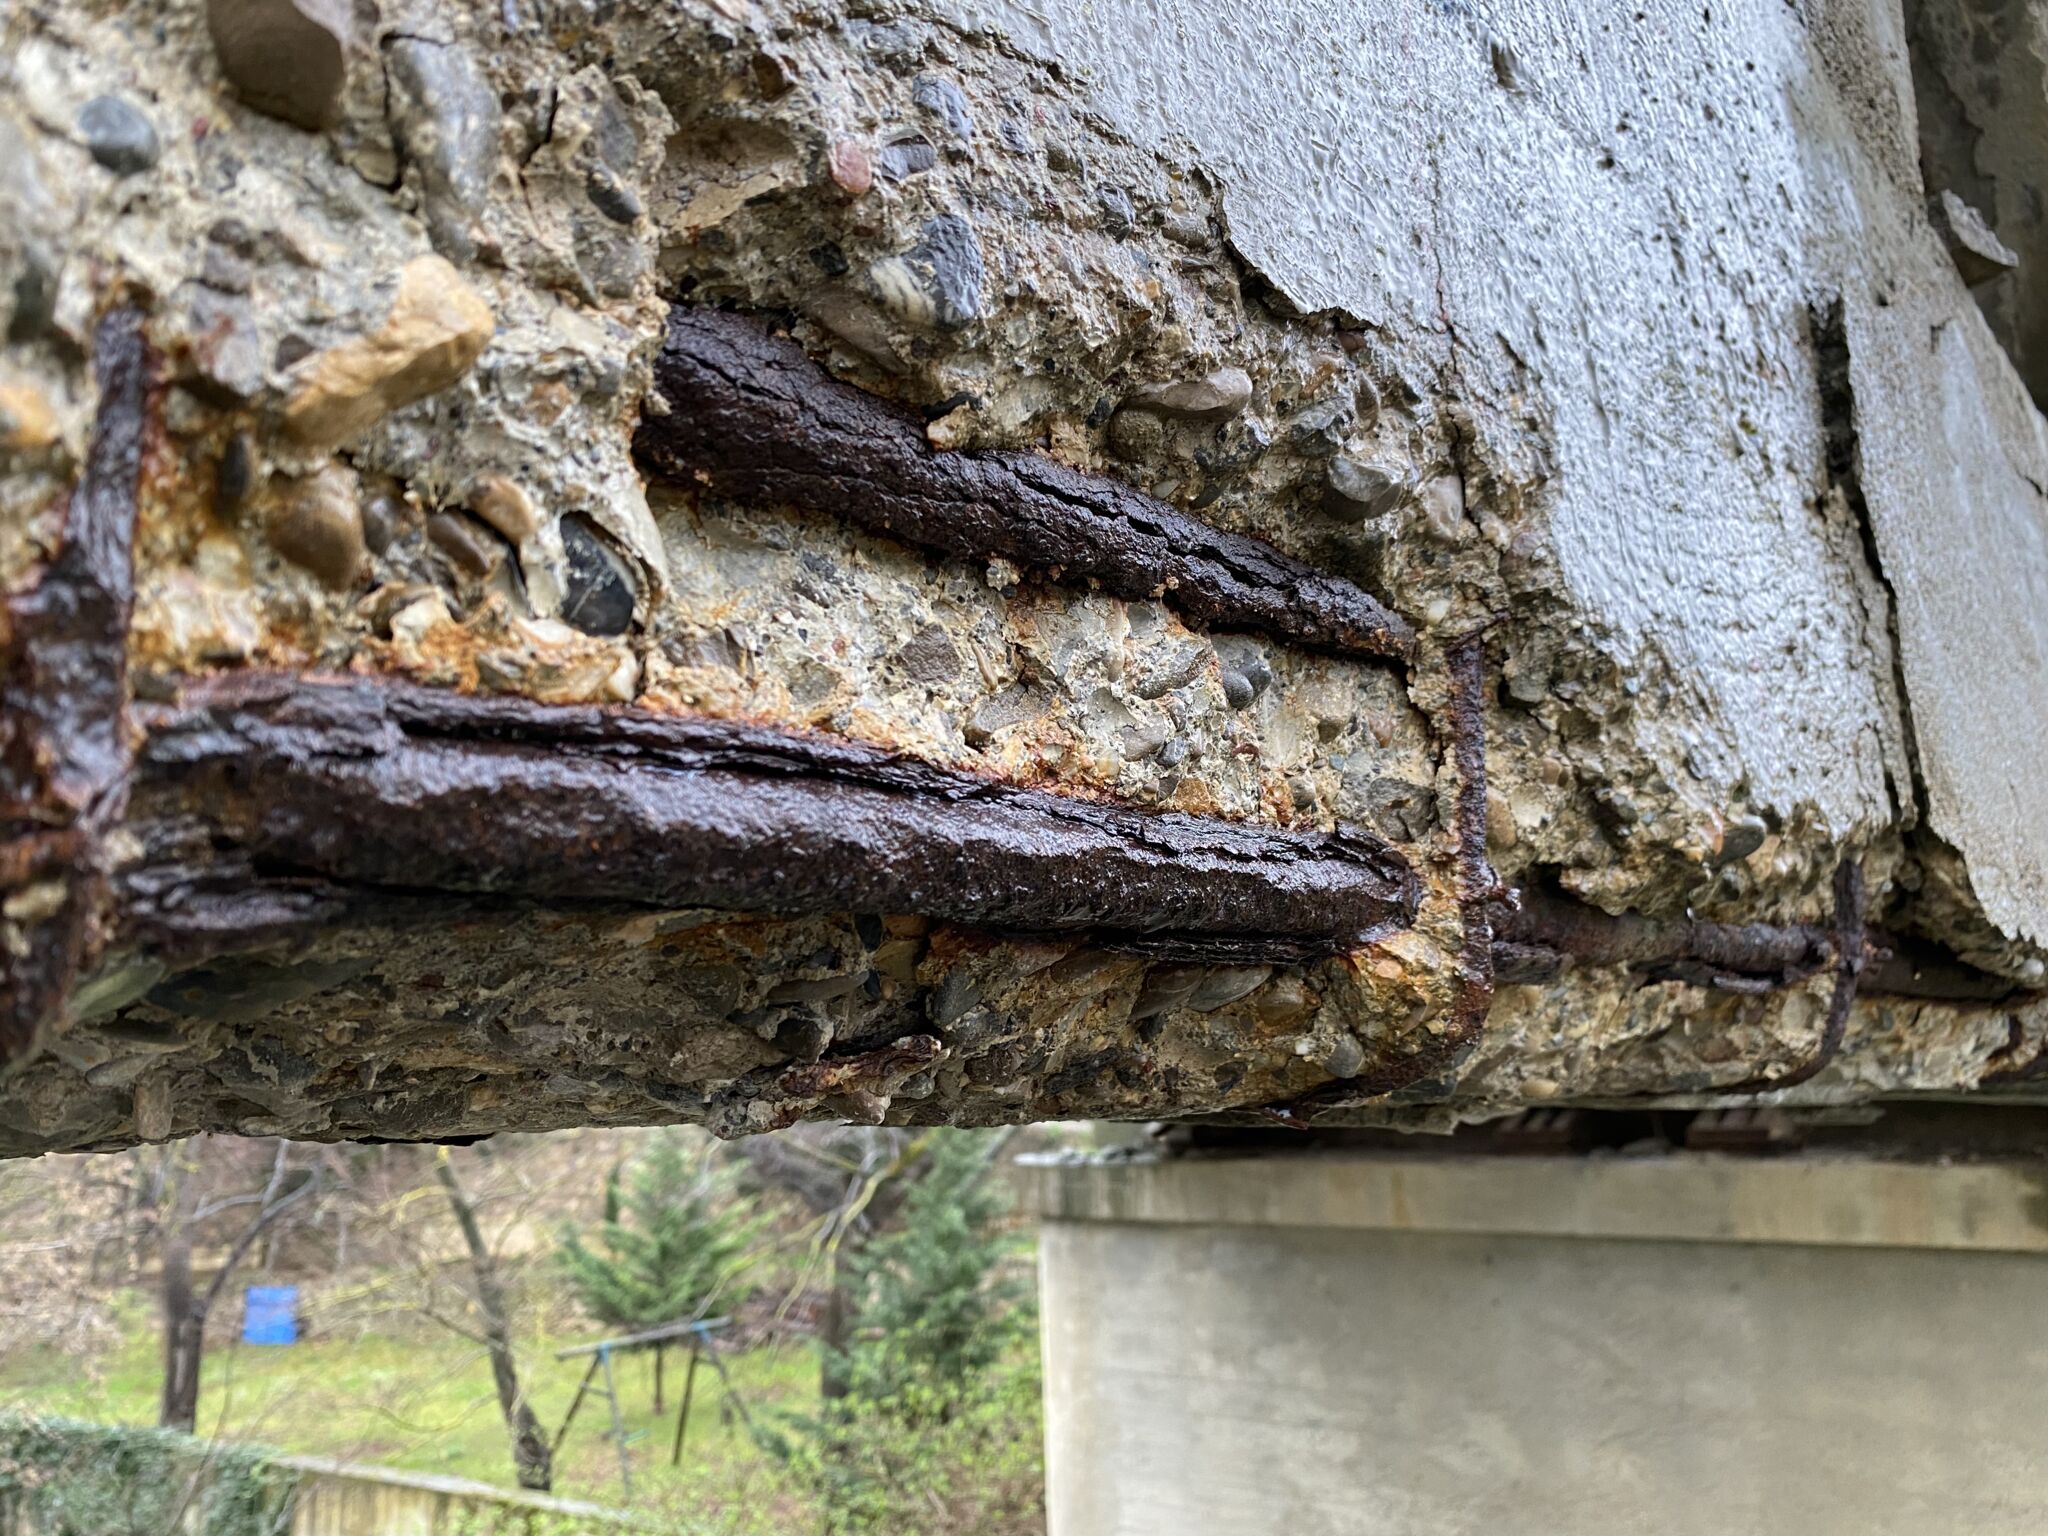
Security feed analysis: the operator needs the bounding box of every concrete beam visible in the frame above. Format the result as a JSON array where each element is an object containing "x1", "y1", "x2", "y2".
[
  {"x1": 1019, "y1": 1146, "x2": 2048, "y2": 1254},
  {"x1": 5, "y1": 0, "x2": 2048, "y2": 1147}
]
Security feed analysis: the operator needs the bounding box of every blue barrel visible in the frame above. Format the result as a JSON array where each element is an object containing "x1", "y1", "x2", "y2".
[{"x1": 242, "y1": 1285, "x2": 299, "y2": 1345}]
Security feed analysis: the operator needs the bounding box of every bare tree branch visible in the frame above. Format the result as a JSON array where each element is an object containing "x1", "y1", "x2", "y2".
[{"x1": 199, "y1": 1169, "x2": 319, "y2": 1313}]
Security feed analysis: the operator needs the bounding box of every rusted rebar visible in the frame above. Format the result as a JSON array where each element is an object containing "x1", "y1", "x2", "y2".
[
  {"x1": 637, "y1": 306, "x2": 1416, "y2": 663},
  {"x1": 1, "y1": 308, "x2": 151, "y2": 1067},
  {"x1": 131, "y1": 672, "x2": 1420, "y2": 964},
  {"x1": 1728, "y1": 857, "x2": 1868, "y2": 1093},
  {"x1": 1494, "y1": 884, "x2": 2012, "y2": 1006},
  {"x1": 1491, "y1": 886, "x2": 1831, "y2": 990},
  {"x1": 1259, "y1": 629, "x2": 1497, "y2": 1123},
  {"x1": 1443, "y1": 627, "x2": 1498, "y2": 1056}
]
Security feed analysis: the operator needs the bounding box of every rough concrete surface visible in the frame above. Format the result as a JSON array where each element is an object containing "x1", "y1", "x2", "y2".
[{"x1": 2, "y1": 0, "x2": 2048, "y2": 1151}]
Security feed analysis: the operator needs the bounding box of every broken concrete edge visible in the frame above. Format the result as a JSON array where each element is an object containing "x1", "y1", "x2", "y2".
[
  {"x1": 1, "y1": 380, "x2": 2019, "y2": 1142},
  {"x1": 1010, "y1": 1146, "x2": 2048, "y2": 1255},
  {"x1": 637, "y1": 305, "x2": 1417, "y2": 663},
  {"x1": 0, "y1": 308, "x2": 2028, "y2": 1145},
  {"x1": 628, "y1": 306, "x2": 2030, "y2": 1095},
  {"x1": 15, "y1": 0, "x2": 2048, "y2": 1146},
  {"x1": 18, "y1": 865, "x2": 2048, "y2": 1154},
  {"x1": 0, "y1": 306, "x2": 151, "y2": 1066}
]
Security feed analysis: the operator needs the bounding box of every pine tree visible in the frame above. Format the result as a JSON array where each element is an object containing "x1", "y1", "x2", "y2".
[
  {"x1": 555, "y1": 1133, "x2": 763, "y2": 1331},
  {"x1": 760, "y1": 1129, "x2": 1039, "y2": 1532},
  {"x1": 834, "y1": 1129, "x2": 1024, "y2": 1417}
]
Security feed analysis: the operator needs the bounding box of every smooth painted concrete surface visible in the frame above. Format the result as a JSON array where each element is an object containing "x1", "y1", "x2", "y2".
[{"x1": 1028, "y1": 1152, "x2": 2048, "y2": 1535}]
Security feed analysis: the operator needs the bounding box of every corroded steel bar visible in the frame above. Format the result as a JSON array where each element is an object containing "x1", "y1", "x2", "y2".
[
  {"x1": 1443, "y1": 629, "x2": 1497, "y2": 1055},
  {"x1": 133, "y1": 672, "x2": 1421, "y2": 960},
  {"x1": 1493, "y1": 886, "x2": 1831, "y2": 987},
  {"x1": 1730, "y1": 858, "x2": 1867, "y2": 1092},
  {"x1": 0, "y1": 308, "x2": 151, "y2": 1066},
  {"x1": 637, "y1": 306, "x2": 1416, "y2": 663},
  {"x1": 1261, "y1": 630, "x2": 1499, "y2": 1122},
  {"x1": 1489, "y1": 874, "x2": 2004, "y2": 1005}
]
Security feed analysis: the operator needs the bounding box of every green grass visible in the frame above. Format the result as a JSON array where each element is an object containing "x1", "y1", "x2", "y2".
[{"x1": 0, "y1": 1301, "x2": 818, "y2": 1531}]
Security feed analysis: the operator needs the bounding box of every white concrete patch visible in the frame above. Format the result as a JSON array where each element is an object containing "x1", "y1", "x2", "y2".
[
  {"x1": 935, "y1": 0, "x2": 2048, "y2": 940},
  {"x1": 1849, "y1": 292, "x2": 2048, "y2": 946}
]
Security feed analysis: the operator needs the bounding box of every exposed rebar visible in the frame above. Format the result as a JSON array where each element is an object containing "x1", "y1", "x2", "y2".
[
  {"x1": 131, "y1": 672, "x2": 1421, "y2": 963},
  {"x1": 0, "y1": 308, "x2": 151, "y2": 1066},
  {"x1": 637, "y1": 306, "x2": 1416, "y2": 663}
]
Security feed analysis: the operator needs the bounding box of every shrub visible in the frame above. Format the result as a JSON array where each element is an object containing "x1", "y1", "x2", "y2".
[
  {"x1": 0, "y1": 1411, "x2": 293, "y2": 1536},
  {"x1": 834, "y1": 1129, "x2": 1029, "y2": 1416},
  {"x1": 787, "y1": 1348, "x2": 1044, "y2": 1536},
  {"x1": 763, "y1": 1130, "x2": 1043, "y2": 1534}
]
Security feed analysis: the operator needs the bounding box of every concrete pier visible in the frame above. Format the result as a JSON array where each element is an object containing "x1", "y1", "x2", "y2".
[{"x1": 1022, "y1": 1143, "x2": 2048, "y2": 1536}]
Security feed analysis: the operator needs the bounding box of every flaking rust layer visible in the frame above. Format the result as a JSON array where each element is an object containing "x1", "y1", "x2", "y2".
[{"x1": 3, "y1": 0, "x2": 2046, "y2": 1153}]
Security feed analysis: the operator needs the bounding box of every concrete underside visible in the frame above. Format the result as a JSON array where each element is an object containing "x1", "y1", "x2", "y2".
[
  {"x1": 1025, "y1": 1141, "x2": 2048, "y2": 1536},
  {"x1": 4, "y1": 0, "x2": 2048, "y2": 1149}
]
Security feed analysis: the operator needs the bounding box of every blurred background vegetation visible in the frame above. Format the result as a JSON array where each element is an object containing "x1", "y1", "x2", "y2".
[{"x1": 0, "y1": 1121, "x2": 1066, "y2": 1534}]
